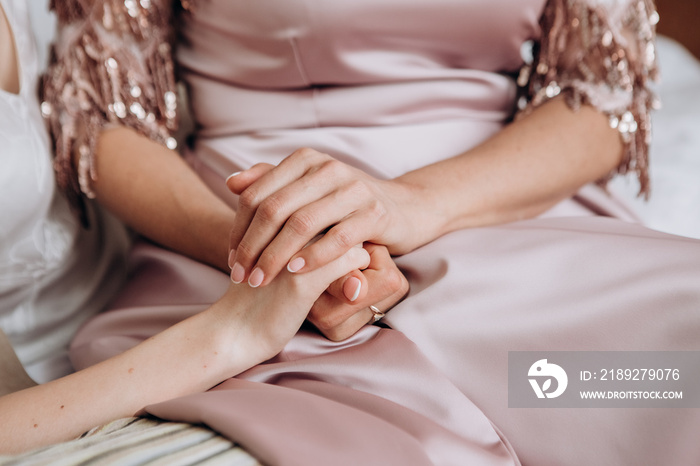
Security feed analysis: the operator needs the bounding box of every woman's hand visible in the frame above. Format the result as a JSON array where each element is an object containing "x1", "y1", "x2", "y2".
[
  {"x1": 224, "y1": 241, "x2": 373, "y2": 359},
  {"x1": 307, "y1": 243, "x2": 409, "y2": 341},
  {"x1": 226, "y1": 148, "x2": 425, "y2": 288},
  {"x1": 0, "y1": 241, "x2": 372, "y2": 455}
]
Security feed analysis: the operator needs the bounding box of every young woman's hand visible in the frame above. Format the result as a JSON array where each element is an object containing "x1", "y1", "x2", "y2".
[
  {"x1": 225, "y1": 149, "x2": 425, "y2": 288},
  {"x1": 224, "y1": 240, "x2": 372, "y2": 360}
]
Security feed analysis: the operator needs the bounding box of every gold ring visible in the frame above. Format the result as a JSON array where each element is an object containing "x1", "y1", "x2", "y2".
[{"x1": 369, "y1": 305, "x2": 385, "y2": 323}]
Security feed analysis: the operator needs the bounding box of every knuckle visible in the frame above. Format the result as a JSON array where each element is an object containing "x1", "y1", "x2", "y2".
[
  {"x1": 319, "y1": 159, "x2": 344, "y2": 176},
  {"x1": 257, "y1": 196, "x2": 284, "y2": 224},
  {"x1": 287, "y1": 210, "x2": 317, "y2": 236},
  {"x1": 329, "y1": 226, "x2": 354, "y2": 250},
  {"x1": 368, "y1": 199, "x2": 388, "y2": 220},
  {"x1": 311, "y1": 310, "x2": 346, "y2": 332},
  {"x1": 257, "y1": 248, "x2": 281, "y2": 270},
  {"x1": 235, "y1": 240, "x2": 257, "y2": 264},
  {"x1": 293, "y1": 147, "x2": 320, "y2": 162},
  {"x1": 384, "y1": 268, "x2": 405, "y2": 294},
  {"x1": 345, "y1": 179, "x2": 366, "y2": 196},
  {"x1": 238, "y1": 188, "x2": 260, "y2": 211}
]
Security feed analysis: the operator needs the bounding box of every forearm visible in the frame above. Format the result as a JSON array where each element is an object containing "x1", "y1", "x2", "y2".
[
  {"x1": 0, "y1": 245, "x2": 370, "y2": 454},
  {"x1": 90, "y1": 126, "x2": 233, "y2": 271},
  {"x1": 0, "y1": 288, "x2": 256, "y2": 454},
  {"x1": 395, "y1": 97, "x2": 623, "y2": 248}
]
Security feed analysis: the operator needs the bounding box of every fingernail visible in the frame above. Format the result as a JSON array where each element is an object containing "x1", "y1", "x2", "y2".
[
  {"x1": 231, "y1": 262, "x2": 245, "y2": 284},
  {"x1": 248, "y1": 267, "x2": 264, "y2": 288},
  {"x1": 225, "y1": 171, "x2": 242, "y2": 183},
  {"x1": 344, "y1": 277, "x2": 362, "y2": 302},
  {"x1": 228, "y1": 250, "x2": 236, "y2": 269},
  {"x1": 287, "y1": 257, "x2": 306, "y2": 273}
]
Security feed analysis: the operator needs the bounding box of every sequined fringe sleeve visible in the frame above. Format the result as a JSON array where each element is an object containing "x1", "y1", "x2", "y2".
[
  {"x1": 517, "y1": 0, "x2": 660, "y2": 197},
  {"x1": 41, "y1": 0, "x2": 183, "y2": 219}
]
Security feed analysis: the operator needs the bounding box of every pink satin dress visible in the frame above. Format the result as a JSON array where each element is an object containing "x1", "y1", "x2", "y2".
[{"x1": 45, "y1": 0, "x2": 700, "y2": 464}]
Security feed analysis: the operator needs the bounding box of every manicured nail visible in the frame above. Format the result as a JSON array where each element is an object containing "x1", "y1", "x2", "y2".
[
  {"x1": 231, "y1": 262, "x2": 245, "y2": 284},
  {"x1": 287, "y1": 257, "x2": 305, "y2": 273},
  {"x1": 228, "y1": 249, "x2": 236, "y2": 269},
  {"x1": 248, "y1": 267, "x2": 264, "y2": 288},
  {"x1": 344, "y1": 277, "x2": 362, "y2": 302},
  {"x1": 225, "y1": 171, "x2": 242, "y2": 183}
]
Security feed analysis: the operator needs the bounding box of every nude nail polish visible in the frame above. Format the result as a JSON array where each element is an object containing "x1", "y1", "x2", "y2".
[
  {"x1": 231, "y1": 262, "x2": 245, "y2": 284},
  {"x1": 225, "y1": 172, "x2": 242, "y2": 183},
  {"x1": 287, "y1": 257, "x2": 306, "y2": 273},
  {"x1": 344, "y1": 277, "x2": 362, "y2": 302},
  {"x1": 248, "y1": 267, "x2": 264, "y2": 288},
  {"x1": 228, "y1": 250, "x2": 236, "y2": 269}
]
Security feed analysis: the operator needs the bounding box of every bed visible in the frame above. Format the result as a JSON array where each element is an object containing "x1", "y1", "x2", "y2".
[{"x1": 3, "y1": 3, "x2": 699, "y2": 465}]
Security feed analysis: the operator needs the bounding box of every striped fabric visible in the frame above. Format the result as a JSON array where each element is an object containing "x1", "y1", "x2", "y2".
[{"x1": 0, "y1": 417, "x2": 261, "y2": 465}]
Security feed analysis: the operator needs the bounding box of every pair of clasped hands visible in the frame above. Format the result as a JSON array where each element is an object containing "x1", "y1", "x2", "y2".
[{"x1": 225, "y1": 148, "x2": 417, "y2": 341}]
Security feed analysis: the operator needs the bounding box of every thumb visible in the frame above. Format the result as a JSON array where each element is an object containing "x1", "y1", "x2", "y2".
[{"x1": 326, "y1": 270, "x2": 369, "y2": 303}]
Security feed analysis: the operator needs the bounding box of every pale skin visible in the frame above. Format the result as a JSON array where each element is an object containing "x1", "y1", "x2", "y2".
[
  {"x1": 91, "y1": 127, "x2": 407, "y2": 341},
  {"x1": 226, "y1": 97, "x2": 624, "y2": 287},
  {"x1": 0, "y1": 245, "x2": 371, "y2": 455}
]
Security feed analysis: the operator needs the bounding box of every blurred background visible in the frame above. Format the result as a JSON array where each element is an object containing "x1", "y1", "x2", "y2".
[{"x1": 656, "y1": 0, "x2": 700, "y2": 59}]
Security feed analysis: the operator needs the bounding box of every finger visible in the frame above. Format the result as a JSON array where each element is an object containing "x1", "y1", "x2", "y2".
[
  {"x1": 313, "y1": 272, "x2": 408, "y2": 341},
  {"x1": 229, "y1": 149, "x2": 317, "y2": 237},
  {"x1": 309, "y1": 245, "x2": 409, "y2": 341},
  {"x1": 229, "y1": 157, "x2": 318, "y2": 282},
  {"x1": 225, "y1": 163, "x2": 275, "y2": 195},
  {"x1": 233, "y1": 172, "x2": 344, "y2": 285},
  {"x1": 325, "y1": 269, "x2": 369, "y2": 303},
  {"x1": 247, "y1": 186, "x2": 368, "y2": 287},
  {"x1": 286, "y1": 208, "x2": 381, "y2": 276},
  {"x1": 301, "y1": 243, "x2": 371, "y2": 296},
  {"x1": 352, "y1": 244, "x2": 409, "y2": 315},
  {"x1": 309, "y1": 292, "x2": 371, "y2": 341}
]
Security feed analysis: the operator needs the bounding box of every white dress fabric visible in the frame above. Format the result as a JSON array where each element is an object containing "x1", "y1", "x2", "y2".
[{"x1": 0, "y1": 0, "x2": 126, "y2": 383}]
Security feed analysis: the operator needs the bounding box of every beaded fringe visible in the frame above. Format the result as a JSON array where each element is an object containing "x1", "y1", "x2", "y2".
[
  {"x1": 42, "y1": 0, "x2": 181, "y2": 224},
  {"x1": 517, "y1": 0, "x2": 659, "y2": 197}
]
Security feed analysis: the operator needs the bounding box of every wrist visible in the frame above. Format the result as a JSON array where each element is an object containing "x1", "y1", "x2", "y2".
[
  {"x1": 205, "y1": 285, "x2": 286, "y2": 373},
  {"x1": 387, "y1": 175, "x2": 447, "y2": 254}
]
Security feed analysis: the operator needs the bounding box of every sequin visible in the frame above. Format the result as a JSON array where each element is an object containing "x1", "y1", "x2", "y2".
[
  {"x1": 113, "y1": 101, "x2": 127, "y2": 119},
  {"x1": 520, "y1": 40, "x2": 534, "y2": 65},
  {"x1": 42, "y1": 0, "x2": 182, "y2": 211},
  {"x1": 103, "y1": 4, "x2": 114, "y2": 29},
  {"x1": 517, "y1": 0, "x2": 658, "y2": 196},
  {"x1": 649, "y1": 11, "x2": 660, "y2": 26},
  {"x1": 40, "y1": 102, "x2": 53, "y2": 117},
  {"x1": 131, "y1": 102, "x2": 147, "y2": 119},
  {"x1": 164, "y1": 91, "x2": 177, "y2": 109},
  {"x1": 545, "y1": 81, "x2": 561, "y2": 98},
  {"x1": 125, "y1": 0, "x2": 139, "y2": 18},
  {"x1": 601, "y1": 31, "x2": 613, "y2": 47},
  {"x1": 43, "y1": 0, "x2": 658, "y2": 212}
]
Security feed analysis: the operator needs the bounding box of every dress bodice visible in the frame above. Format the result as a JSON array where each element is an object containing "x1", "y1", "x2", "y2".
[
  {"x1": 179, "y1": 0, "x2": 545, "y2": 87},
  {"x1": 178, "y1": 0, "x2": 545, "y2": 139}
]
